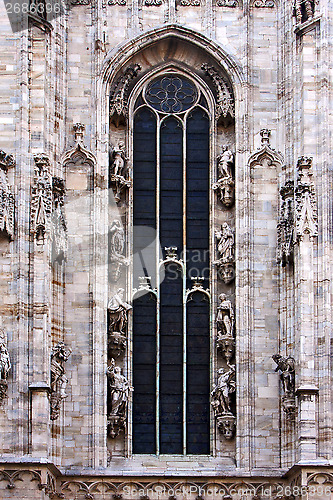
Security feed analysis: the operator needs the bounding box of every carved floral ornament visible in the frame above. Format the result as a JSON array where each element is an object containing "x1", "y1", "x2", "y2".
[
  {"x1": 0, "y1": 329, "x2": 11, "y2": 404},
  {"x1": 109, "y1": 64, "x2": 141, "y2": 126},
  {"x1": 201, "y1": 64, "x2": 235, "y2": 121}
]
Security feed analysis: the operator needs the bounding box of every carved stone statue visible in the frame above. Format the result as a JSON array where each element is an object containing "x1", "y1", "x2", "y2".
[
  {"x1": 272, "y1": 354, "x2": 296, "y2": 420},
  {"x1": 108, "y1": 288, "x2": 132, "y2": 335},
  {"x1": 31, "y1": 154, "x2": 52, "y2": 244},
  {"x1": 272, "y1": 354, "x2": 295, "y2": 396},
  {"x1": 0, "y1": 330, "x2": 11, "y2": 404},
  {"x1": 213, "y1": 148, "x2": 235, "y2": 207},
  {"x1": 109, "y1": 220, "x2": 127, "y2": 282},
  {"x1": 110, "y1": 143, "x2": 131, "y2": 202},
  {"x1": 216, "y1": 293, "x2": 234, "y2": 337},
  {"x1": 111, "y1": 142, "x2": 127, "y2": 177},
  {"x1": 50, "y1": 342, "x2": 72, "y2": 420},
  {"x1": 216, "y1": 294, "x2": 235, "y2": 363},
  {"x1": 217, "y1": 148, "x2": 234, "y2": 179},
  {"x1": 211, "y1": 364, "x2": 236, "y2": 415},
  {"x1": 0, "y1": 150, "x2": 15, "y2": 241},
  {"x1": 106, "y1": 358, "x2": 133, "y2": 438},
  {"x1": 216, "y1": 223, "x2": 235, "y2": 264},
  {"x1": 211, "y1": 364, "x2": 236, "y2": 439},
  {"x1": 51, "y1": 177, "x2": 67, "y2": 263}
]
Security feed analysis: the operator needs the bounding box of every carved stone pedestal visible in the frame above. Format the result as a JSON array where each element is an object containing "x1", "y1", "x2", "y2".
[
  {"x1": 282, "y1": 395, "x2": 297, "y2": 420},
  {"x1": 217, "y1": 413, "x2": 236, "y2": 439},
  {"x1": 107, "y1": 415, "x2": 126, "y2": 439},
  {"x1": 217, "y1": 333, "x2": 235, "y2": 363},
  {"x1": 108, "y1": 332, "x2": 127, "y2": 358},
  {"x1": 110, "y1": 174, "x2": 131, "y2": 203}
]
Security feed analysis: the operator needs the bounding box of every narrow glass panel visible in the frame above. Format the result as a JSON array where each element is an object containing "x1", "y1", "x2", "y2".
[
  {"x1": 160, "y1": 117, "x2": 183, "y2": 256},
  {"x1": 186, "y1": 108, "x2": 210, "y2": 288},
  {"x1": 133, "y1": 107, "x2": 157, "y2": 453},
  {"x1": 186, "y1": 107, "x2": 210, "y2": 454},
  {"x1": 160, "y1": 263, "x2": 183, "y2": 454},
  {"x1": 133, "y1": 293, "x2": 157, "y2": 454},
  {"x1": 186, "y1": 292, "x2": 210, "y2": 454}
]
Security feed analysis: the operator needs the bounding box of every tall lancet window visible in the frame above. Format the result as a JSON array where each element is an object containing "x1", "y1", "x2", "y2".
[{"x1": 132, "y1": 74, "x2": 211, "y2": 455}]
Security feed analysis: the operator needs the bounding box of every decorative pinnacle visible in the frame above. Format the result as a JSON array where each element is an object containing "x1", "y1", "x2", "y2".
[
  {"x1": 73, "y1": 123, "x2": 85, "y2": 144},
  {"x1": 260, "y1": 129, "x2": 271, "y2": 146}
]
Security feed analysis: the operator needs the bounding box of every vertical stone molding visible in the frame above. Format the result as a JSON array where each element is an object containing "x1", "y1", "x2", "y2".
[
  {"x1": 0, "y1": 150, "x2": 15, "y2": 241},
  {"x1": 296, "y1": 386, "x2": 319, "y2": 460},
  {"x1": 31, "y1": 154, "x2": 52, "y2": 244}
]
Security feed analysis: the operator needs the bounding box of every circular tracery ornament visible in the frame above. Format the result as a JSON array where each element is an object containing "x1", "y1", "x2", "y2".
[{"x1": 145, "y1": 75, "x2": 198, "y2": 113}]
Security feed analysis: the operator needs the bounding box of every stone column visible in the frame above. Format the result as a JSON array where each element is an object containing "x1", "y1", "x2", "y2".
[
  {"x1": 29, "y1": 154, "x2": 53, "y2": 457},
  {"x1": 294, "y1": 156, "x2": 318, "y2": 461}
]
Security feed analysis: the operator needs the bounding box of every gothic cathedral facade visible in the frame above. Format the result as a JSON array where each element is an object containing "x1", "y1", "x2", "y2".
[{"x1": 0, "y1": 0, "x2": 332, "y2": 497}]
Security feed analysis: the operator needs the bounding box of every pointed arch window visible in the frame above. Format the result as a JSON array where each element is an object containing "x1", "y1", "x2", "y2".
[{"x1": 132, "y1": 73, "x2": 211, "y2": 455}]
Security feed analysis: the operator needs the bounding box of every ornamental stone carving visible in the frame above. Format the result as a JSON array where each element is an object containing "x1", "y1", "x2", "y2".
[
  {"x1": 31, "y1": 154, "x2": 52, "y2": 244},
  {"x1": 295, "y1": 156, "x2": 317, "y2": 241},
  {"x1": 110, "y1": 142, "x2": 131, "y2": 203},
  {"x1": 51, "y1": 177, "x2": 67, "y2": 263},
  {"x1": 144, "y1": 0, "x2": 162, "y2": 4},
  {"x1": 251, "y1": 0, "x2": 275, "y2": 6},
  {"x1": 215, "y1": 223, "x2": 235, "y2": 284},
  {"x1": 277, "y1": 181, "x2": 294, "y2": 266},
  {"x1": 50, "y1": 342, "x2": 72, "y2": 420},
  {"x1": 216, "y1": 0, "x2": 239, "y2": 5},
  {"x1": 216, "y1": 294, "x2": 235, "y2": 363},
  {"x1": 0, "y1": 329, "x2": 11, "y2": 404},
  {"x1": 109, "y1": 220, "x2": 127, "y2": 282},
  {"x1": 294, "y1": 0, "x2": 315, "y2": 24},
  {"x1": 108, "y1": 288, "x2": 132, "y2": 357},
  {"x1": 211, "y1": 365, "x2": 236, "y2": 439},
  {"x1": 109, "y1": 64, "x2": 141, "y2": 126},
  {"x1": 272, "y1": 354, "x2": 296, "y2": 419},
  {"x1": 213, "y1": 148, "x2": 235, "y2": 207},
  {"x1": 201, "y1": 64, "x2": 235, "y2": 120},
  {"x1": 107, "y1": 358, "x2": 133, "y2": 438},
  {"x1": 178, "y1": 0, "x2": 200, "y2": 5},
  {"x1": 0, "y1": 150, "x2": 15, "y2": 241}
]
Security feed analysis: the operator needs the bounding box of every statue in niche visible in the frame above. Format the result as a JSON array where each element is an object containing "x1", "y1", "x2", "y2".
[
  {"x1": 216, "y1": 294, "x2": 235, "y2": 363},
  {"x1": 213, "y1": 147, "x2": 235, "y2": 207},
  {"x1": 110, "y1": 142, "x2": 131, "y2": 203},
  {"x1": 218, "y1": 148, "x2": 234, "y2": 179},
  {"x1": 211, "y1": 364, "x2": 236, "y2": 439},
  {"x1": 272, "y1": 354, "x2": 295, "y2": 396},
  {"x1": 50, "y1": 341, "x2": 72, "y2": 420},
  {"x1": 110, "y1": 220, "x2": 125, "y2": 258},
  {"x1": 216, "y1": 223, "x2": 235, "y2": 264},
  {"x1": 216, "y1": 293, "x2": 234, "y2": 337},
  {"x1": 215, "y1": 224, "x2": 235, "y2": 284},
  {"x1": 108, "y1": 288, "x2": 132, "y2": 335},
  {"x1": 211, "y1": 364, "x2": 236, "y2": 415},
  {"x1": 111, "y1": 142, "x2": 127, "y2": 177},
  {"x1": 107, "y1": 358, "x2": 133, "y2": 438},
  {"x1": 0, "y1": 330, "x2": 11, "y2": 404},
  {"x1": 272, "y1": 354, "x2": 296, "y2": 420},
  {"x1": 109, "y1": 220, "x2": 128, "y2": 283}
]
